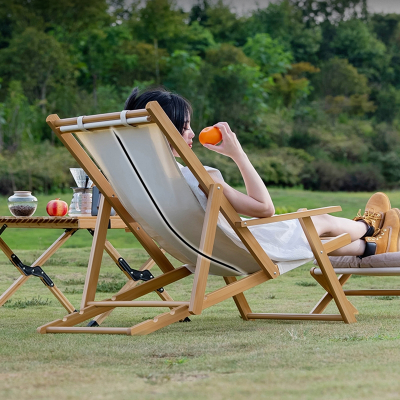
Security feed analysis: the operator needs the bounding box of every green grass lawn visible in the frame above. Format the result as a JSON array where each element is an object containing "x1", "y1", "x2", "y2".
[{"x1": 1, "y1": 189, "x2": 400, "y2": 400}]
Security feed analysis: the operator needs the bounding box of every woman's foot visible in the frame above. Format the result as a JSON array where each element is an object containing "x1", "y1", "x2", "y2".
[
  {"x1": 362, "y1": 208, "x2": 400, "y2": 256},
  {"x1": 354, "y1": 192, "x2": 391, "y2": 237}
]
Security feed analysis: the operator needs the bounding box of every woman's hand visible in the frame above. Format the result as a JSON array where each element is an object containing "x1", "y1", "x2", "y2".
[
  {"x1": 202, "y1": 122, "x2": 244, "y2": 162},
  {"x1": 202, "y1": 122, "x2": 275, "y2": 218}
]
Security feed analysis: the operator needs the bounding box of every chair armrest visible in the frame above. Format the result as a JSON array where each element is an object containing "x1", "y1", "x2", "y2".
[
  {"x1": 323, "y1": 233, "x2": 351, "y2": 254},
  {"x1": 234, "y1": 206, "x2": 342, "y2": 228}
]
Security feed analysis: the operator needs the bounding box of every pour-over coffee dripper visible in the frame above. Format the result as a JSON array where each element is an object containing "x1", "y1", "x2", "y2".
[{"x1": 70, "y1": 168, "x2": 93, "y2": 188}]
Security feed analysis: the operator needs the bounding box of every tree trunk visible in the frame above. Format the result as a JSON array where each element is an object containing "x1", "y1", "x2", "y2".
[
  {"x1": 154, "y1": 38, "x2": 160, "y2": 85},
  {"x1": 41, "y1": 82, "x2": 47, "y2": 115},
  {"x1": 361, "y1": 0, "x2": 368, "y2": 20},
  {"x1": 93, "y1": 74, "x2": 98, "y2": 111},
  {"x1": 41, "y1": 79, "x2": 54, "y2": 145},
  {"x1": 11, "y1": 105, "x2": 20, "y2": 150},
  {"x1": 0, "y1": 119, "x2": 4, "y2": 152}
]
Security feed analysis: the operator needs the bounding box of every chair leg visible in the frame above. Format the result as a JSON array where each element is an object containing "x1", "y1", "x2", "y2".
[
  {"x1": 80, "y1": 196, "x2": 111, "y2": 309},
  {"x1": 189, "y1": 184, "x2": 223, "y2": 315},
  {"x1": 223, "y1": 276, "x2": 253, "y2": 321},
  {"x1": 310, "y1": 271, "x2": 357, "y2": 315},
  {"x1": 299, "y1": 216, "x2": 357, "y2": 323}
]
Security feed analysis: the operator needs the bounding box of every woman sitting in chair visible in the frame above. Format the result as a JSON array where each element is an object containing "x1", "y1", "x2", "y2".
[{"x1": 125, "y1": 87, "x2": 399, "y2": 260}]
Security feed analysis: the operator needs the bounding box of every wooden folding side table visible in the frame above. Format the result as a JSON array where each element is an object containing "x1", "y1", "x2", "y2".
[{"x1": 0, "y1": 216, "x2": 128, "y2": 313}]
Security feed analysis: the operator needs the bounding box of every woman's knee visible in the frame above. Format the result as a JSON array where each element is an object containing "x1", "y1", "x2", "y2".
[{"x1": 312, "y1": 214, "x2": 334, "y2": 236}]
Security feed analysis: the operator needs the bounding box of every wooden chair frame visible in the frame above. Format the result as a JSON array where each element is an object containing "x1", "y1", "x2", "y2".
[{"x1": 38, "y1": 101, "x2": 358, "y2": 336}]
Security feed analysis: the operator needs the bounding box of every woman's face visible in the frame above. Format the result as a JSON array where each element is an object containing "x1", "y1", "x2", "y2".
[{"x1": 172, "y1": 118, "x2": 195, "y2": 157}]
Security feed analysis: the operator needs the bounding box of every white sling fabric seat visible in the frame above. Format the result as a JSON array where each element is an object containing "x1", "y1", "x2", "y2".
[{"x1": 76, "y1": 123, "x2": 267, "y2": 276}]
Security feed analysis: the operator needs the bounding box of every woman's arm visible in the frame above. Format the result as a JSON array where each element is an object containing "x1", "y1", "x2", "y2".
[{"x1": 203, "y1": 122, "x2": 275, "y2": 218}]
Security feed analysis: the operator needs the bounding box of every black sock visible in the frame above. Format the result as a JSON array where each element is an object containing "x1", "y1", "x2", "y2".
[
  {"x1": 358, "y1": 241, "x2": 376, "y2": 259},
  {"x1": 359, "y1": 222, "x2": 375, "y2": 239}
]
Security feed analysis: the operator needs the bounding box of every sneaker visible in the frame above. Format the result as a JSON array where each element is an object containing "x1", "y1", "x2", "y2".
[{"x1": 353, "y1": 192, "x2": 391, "y2": 237}]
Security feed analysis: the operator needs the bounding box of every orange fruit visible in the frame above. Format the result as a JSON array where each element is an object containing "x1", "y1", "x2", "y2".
[{"x1": 199, "y1": 126, "x2": 222, "y2": 145}]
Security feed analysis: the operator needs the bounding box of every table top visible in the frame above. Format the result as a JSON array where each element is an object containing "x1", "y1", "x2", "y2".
[{"x1": 0, "y1": 216, "x2": 126, "y2": 229}]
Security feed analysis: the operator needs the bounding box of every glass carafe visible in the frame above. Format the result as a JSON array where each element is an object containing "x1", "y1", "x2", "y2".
[{"x1": 68, "y1": 187, "x2": 92, "y2": 216}]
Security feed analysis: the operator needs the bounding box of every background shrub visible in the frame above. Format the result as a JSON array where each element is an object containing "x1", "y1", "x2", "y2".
[{"x1": 301, "y1": 160, "x2": 384, "y2": 192}]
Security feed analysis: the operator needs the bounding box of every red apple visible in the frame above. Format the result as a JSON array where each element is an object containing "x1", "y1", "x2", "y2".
[{"x1": 46, "y1": 198, "x2": 68, "y2": 216}]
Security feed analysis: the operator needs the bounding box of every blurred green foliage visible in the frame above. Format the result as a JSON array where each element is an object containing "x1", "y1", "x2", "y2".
[{"x1": 0, "y1": 0, "x2": 400, "y2": 193}]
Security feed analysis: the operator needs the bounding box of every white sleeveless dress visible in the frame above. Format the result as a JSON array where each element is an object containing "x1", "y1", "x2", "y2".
[{"x1": 178, "y1": 163, "x2": 314, "y2": 274}]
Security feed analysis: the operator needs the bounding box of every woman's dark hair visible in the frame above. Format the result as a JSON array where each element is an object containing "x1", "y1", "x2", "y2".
[{"x1": 124, "y1": 87, "x2": 192, "y2": 135}]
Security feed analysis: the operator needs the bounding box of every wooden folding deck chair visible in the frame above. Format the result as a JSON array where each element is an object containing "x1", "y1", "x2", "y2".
[{"x1": 38, "y1": 102, "x2": 358, "y2": 336}]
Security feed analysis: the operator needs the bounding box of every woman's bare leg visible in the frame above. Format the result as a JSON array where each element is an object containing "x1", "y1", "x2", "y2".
[
  {"x1": 311, "y1": 214, "x2": 367, "y2": 256},
  {"x1": 328, "y1": 239, "x2": 366, "y2": 256},
  {"x1": 312, "y1": 214, "x2": 367, "y2": 240}
]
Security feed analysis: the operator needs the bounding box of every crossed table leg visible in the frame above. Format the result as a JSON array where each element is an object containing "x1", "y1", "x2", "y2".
[
  {"x1": 0, "y1": 218, "x2": 172, "y2": 320},
  {"x1": 0, "y1": 228, "x2": 78, "y2": 312}
]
